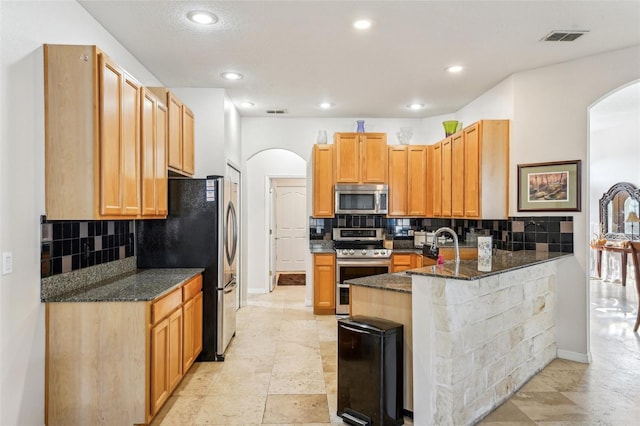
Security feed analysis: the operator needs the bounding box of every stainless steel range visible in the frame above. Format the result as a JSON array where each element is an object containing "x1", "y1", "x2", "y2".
[{"x1": 333, "y1": 228, "x2": 392, "y2": 315}]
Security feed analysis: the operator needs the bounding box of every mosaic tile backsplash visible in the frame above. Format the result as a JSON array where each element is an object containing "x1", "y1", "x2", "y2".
[
  {"x1": 40, "y1": 217, "x2": 135, "y2": 278},
  {"x1": 309, "y1": 215, "x2": 574, "y2": 253}
]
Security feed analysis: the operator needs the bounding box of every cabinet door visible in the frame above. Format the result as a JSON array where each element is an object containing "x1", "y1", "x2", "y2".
[
  {"x1": 99, "y1": 54, "x2": 123, "y2": 216},
  {"x1": 361, "y1": 133, "x2": 388, "y2": 183},
  {"x1": 313, "y1": 144, "x2": 334, "y2": 217},
  {"x1": 407, "y1": 145, "x2": 427, "y2": 216},
  {"x1": 168, "y1": 308, "x2": 183, "y2": 392},
  {"x1": 167, "y1": 93, "x2": 183, "y2": 171},
  {"x1": 451, "y1": 132, "x2": 465, "y2": 217},
  {"x1": 387, "y1": 146, "x2": 407, "y2": 216},
  {"x1": 150, "y1": 317, "x2": 170, "y2": 415},
  {"x1": 182, "y1": 106, "x2": 195, "y2": 175},
  {"x1": 121, "y1": 75, "x2": 141, "y2": 216},
  {"x1": 182, "y1": 298, "x2": 195, "y2": 372},
  {"x1": 441, "y1": 137, "x2": 453, "y2": 217},
  {"x1": 391, "y1": 253, "x2": 412, "y2": 272},
  {"x1": 432, "y1": 142, "x2": 443, "y2": 216},
  {"x1": 425, "y1": 145, "x2": 436, "y2": 217},
  {"x1": 155, "y1": 102, "x2": 168, "y2": 216},
  {"x1": 335, "y1": 133, "x2": 360, "y2": 183},
  {"x1": 313, "y1": 254, "x2": 335, "y2": 314},
  {"x1": 141, "y1": 89, "x2": 156, "y2": 216},
  {"x1": 193, "y1": 292, "x2": 203, "y2": 357},
  {"x1": 464, "y1": 123, "x2": 481, "y2": 218}
]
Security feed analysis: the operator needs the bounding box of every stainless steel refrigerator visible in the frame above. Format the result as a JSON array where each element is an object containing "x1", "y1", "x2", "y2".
[{"x1": 137, "y1": 176, "x2": 238, "y2": 361}]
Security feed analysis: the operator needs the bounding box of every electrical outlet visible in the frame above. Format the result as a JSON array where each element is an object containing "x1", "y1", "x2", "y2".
[{"x1": 2, "y1": 252, "x2": 13, "y2": 274}]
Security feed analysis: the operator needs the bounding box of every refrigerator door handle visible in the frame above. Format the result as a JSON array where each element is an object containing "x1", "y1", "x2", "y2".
[
  {"x1": 225, "y1": 202, "x2": 238, "y2": 265},
  {"x1": 223, "y1": 278, "x2": 237, "y2": 294}
]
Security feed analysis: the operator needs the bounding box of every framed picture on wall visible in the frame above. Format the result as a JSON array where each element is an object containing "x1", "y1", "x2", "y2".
[{"x1": 517, "y1": 160, "x2": 582, "y2": 212}]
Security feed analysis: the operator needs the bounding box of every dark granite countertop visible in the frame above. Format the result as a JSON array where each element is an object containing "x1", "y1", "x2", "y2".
[
  {"x1": 43, "y1": 268, "x2": 204, "y2": 303},
  {"x1": 346, "y1": 272, "x2": 412, "y2": 294},
  {"x1": 347, "y1": 250, "x2": 572, "y2": 293},
  {"x1": 310, "y1": 240, "x2": 335, "y2": 253},
  {"x1": 408, "y1": 250, "x2": 570, "y2": 281}
]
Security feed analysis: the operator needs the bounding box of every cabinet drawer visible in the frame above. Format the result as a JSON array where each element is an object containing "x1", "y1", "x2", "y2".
[
  {"x1": 182, "y1": 275, "x2": 202, "y2": 302},
  {"x1": 152, "y1": 288, "x2": 182, "y2": 325}
]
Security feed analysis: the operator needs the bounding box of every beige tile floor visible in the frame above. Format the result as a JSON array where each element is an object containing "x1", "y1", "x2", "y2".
[{"x1": 152, "y1": 276, "x2": 639, "y2": 426}]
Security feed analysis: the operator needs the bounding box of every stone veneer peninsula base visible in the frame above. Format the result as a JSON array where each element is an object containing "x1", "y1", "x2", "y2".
[{"x1": 411, "y1": 254, "x2": 565, "y2": 425}]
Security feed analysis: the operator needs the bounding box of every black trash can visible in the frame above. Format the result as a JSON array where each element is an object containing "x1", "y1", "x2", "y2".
[{"x1": 337, "y1": 316, "x2": 403, "y2": 426}]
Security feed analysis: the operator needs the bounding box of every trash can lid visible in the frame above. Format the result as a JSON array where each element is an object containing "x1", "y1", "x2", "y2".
[{"x1": 338, "y1": 316, "x2": 403, "y2": 333}]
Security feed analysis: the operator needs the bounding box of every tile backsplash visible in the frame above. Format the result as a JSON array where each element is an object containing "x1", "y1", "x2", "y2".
[
  {"x1": 309, "y1": 215, "x2": 574, "y2": 253},
  {"x1": 40, "y1": 217, "x2": 134, "y2": 278}
]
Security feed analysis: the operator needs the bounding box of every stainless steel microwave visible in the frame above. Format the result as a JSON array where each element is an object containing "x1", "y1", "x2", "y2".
[{"x1": 334, "y1": 184, "x2": 388, "y2": 215}]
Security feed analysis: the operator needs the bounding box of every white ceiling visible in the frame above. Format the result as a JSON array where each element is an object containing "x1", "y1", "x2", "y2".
[{"x1": 78, "y1": 0, "x2": 640, "y2": 118}]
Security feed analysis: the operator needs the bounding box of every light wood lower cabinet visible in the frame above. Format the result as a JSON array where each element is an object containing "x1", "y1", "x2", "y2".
[
  {"x1": 313, "y1": 253, "x2": 336, "y2": 315},
  {"x1": 391, "y1": 253, "x2": 423, "y2": 272},
  {"x1": 46, "y1": 274, "x2": 202, "y2": 425}
]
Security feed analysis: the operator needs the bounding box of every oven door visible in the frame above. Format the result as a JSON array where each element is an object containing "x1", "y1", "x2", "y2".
[{"x1": 335, "y1": 258, "x2": 391, "y2": 315}]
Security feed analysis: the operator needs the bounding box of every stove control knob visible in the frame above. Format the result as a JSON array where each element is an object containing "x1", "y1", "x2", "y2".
[
  {"x1": 341, "y1": 249, "x2": 347, "y2": 255},
  {"x1": 361, "y1": 249, "x2": 367, "y2": 255},
  {"x1": 373, "y1": 250, "x2": 379, "y2": 255},
  {"x1": 349, "y1": 249, "x2": 355, "y2": 255}
]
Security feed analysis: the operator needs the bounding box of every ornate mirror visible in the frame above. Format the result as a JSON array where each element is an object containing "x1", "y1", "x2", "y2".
[{"x1": 599, "y1": 182, "x2": 640, "y2": 240}]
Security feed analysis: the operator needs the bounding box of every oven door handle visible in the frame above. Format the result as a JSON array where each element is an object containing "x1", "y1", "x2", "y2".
[{"x1": 336, "y1": 259, "x2": 391, "y2": 267}]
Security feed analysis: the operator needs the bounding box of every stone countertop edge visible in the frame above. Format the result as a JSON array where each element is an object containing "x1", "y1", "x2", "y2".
[
  {"x1": 346, "y1": 273, "x2": 412, "y2": 294},
  {"x1": 42, "y1": 267, "x2": 204, "y2": 303},
  {"x1": 407, "y1": 250, "x2": 572, "y2": 281}
]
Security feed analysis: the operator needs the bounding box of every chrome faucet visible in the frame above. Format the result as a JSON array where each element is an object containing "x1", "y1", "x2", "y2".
[{"x1": 430, "y1": 227, "x2": 460, "y2": 264}]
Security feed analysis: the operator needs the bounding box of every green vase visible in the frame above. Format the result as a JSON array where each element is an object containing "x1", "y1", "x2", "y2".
[{"x1": 443, "y1": 120, "x2": 459, "y2": 136}]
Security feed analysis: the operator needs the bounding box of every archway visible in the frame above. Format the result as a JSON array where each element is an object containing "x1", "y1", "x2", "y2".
[{"x1": 242, "y1": 149, "x2": 308, "y2": 299}]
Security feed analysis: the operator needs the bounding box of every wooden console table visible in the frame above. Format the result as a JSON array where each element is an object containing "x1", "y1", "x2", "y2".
[{"x1": 592, "y1": 245, "x2": 631, "y2": 286}]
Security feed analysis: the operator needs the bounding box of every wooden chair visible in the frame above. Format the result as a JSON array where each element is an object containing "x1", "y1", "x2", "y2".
[{"x1": 629, "y1": 241, "x2": 640, "y2": 332}]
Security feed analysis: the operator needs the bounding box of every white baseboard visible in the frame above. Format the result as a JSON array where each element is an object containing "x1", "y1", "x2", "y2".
[
  {"x1": 247, "y1": 288, "x2": 267, "y2": 295},
  {"x1": 557, "y1": 349, "x2": 591, "y2": 363}
]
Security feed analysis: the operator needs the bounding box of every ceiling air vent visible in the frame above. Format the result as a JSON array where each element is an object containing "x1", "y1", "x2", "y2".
[
  {"x1": 266, "y1": 109, "x2": 288, "y2": 115},
  {"x1": 541, "y1": 30, "x2": 588, "y2": 42}
]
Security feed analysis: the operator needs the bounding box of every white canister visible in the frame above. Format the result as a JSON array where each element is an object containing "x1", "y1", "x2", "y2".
[{"x1": 477, "y1": 236, "x2": 493, "y2": 272}]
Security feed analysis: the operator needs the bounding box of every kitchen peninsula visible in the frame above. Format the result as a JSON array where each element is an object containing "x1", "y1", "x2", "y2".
[{"x1": 347, "y1": 250, "x2": 570, "y2": 425}]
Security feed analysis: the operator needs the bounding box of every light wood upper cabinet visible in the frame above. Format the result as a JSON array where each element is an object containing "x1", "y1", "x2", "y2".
[
  {"x1": 312, "y1": 144, "x2": 335, "y2": 218},
  {"x1": 141, "y1": 88, "x2": 168, "y2": 218},
  {"x1": 149, "y1": 88, "x2": 195, "y2": 177},
  {"x1": 314, "y1": 253, "x2": 336, "y2": 315},
  {"x1": 335, "y1": 133, "x2": 388, "y2": 184},
  {"x1": 451, "y1": 132, "x2": 465, "y2": 217},
  {"x1": 431, "y1": 142, "x2": 443, "y2": 217},
  {"x1": 430, "y1": 120, "x2": 509, "y2": 219},
  {"x1": 441, "y1": 137, "x2": 453, "y2": 217},
  {"x1": 407, "y1": 145, "x2": 428, "y2": 216},
  {"x1": 388, "y1": 146, "x2": 408, "y2": 216},
  {"x1": 463, "y1": 120, "x2": 509, "y2": 219},
  {"x1": 45, "y1": 44, "x2": 146, "y2": 220},
  {"x1": 425, "y1": 145, "x2": 436, "y2": 217},
  {"x1": 388, "y1": 145, "x2": 427, "y2": 217},
  {"x1": 182, "y1": 106, "x2": 195, "y2": 175}
]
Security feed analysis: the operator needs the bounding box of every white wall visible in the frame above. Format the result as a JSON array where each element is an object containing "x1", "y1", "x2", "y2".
[
  {"x1": 243, "y1": 149, "x2": 306, "y2": 296},
  {"x1": 510, "y1": 46, "x2": 640, "y2": 359},
  {"x1": 0, "y1": 1, "x2": 164, "y2": 424}
]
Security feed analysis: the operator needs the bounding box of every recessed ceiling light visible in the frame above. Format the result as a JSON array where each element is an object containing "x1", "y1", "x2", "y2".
[
  {"x1": 353, "y1": 19, "x2": 372, "y2": 30},
  {"x1": 319, "y1": 102, "x2": 333, "y2": 109},
  {"x1": 187, "y1": 10, "x2": 218, "y2": 25},
  {"x1": 221, "y1": 72, "x2": 243, "y2": 81},
  {"x1": 239, "y1": 101, "x2": 254, "y2": 108},
  {"x1": 447, "y1": 65, "x2": 464, "y2": 73},
  {"x1": 407, "y1": 103, "x2": 424, "y2": 110}
]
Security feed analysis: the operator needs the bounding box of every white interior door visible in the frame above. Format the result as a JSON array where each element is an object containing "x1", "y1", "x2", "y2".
[
  {"x1": 269, "y1": 183, "x2": 277, "y2": 291},
  {"x1": 275, "y1": 181, "x2": 307, "y2": 272}
]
